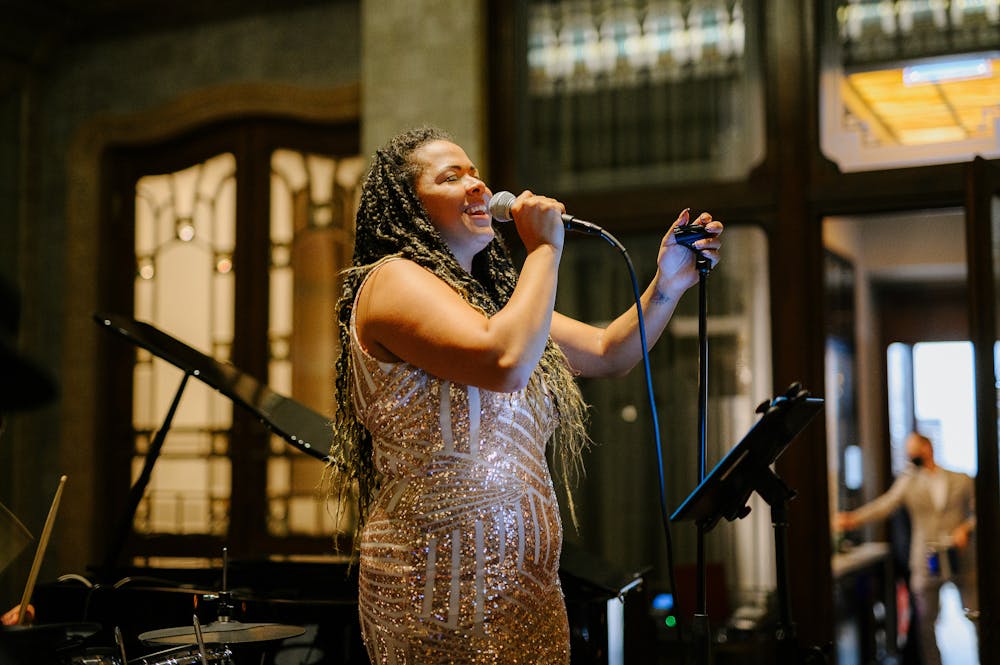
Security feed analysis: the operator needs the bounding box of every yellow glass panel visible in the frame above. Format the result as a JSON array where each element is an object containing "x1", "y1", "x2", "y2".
[
  {"x1": 267, "y1": 148, "x2": 360, "y2": 537},
  {"x1": 268, "y1": 456, "x2": 291, "y2": 496},
  {"x1": 131, "y1": 152, "x2": 237, "y2": 537},
  {"x1": 270, "y1": 265, "x2": 294, "y2": 340},
  {"x1": 269, "y1": 358, "x2": 292, "y2": 398}
]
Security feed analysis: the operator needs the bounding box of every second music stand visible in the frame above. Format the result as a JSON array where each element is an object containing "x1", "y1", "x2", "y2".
[{"x1": 671, "y1": 384, "x2": 824, "y2": 664}]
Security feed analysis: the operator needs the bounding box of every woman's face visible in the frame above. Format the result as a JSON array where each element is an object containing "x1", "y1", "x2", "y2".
[{"x1": 412, "y1": 140, "x2": 494, "y2": 270}]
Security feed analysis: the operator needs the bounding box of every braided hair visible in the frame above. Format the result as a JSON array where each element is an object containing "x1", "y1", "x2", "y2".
[{"x1": 328, "y1": 127, "x2": 590, "y2": 543}]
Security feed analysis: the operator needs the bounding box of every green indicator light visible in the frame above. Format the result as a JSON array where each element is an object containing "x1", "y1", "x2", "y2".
[{"x1": 664, "y1": 616, "x2": 677, "y2": 628}]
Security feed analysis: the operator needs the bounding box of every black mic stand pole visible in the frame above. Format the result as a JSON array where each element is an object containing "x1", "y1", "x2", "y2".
[{"x1": 691, "y1": 255, "x2": 713, "y2": 665}]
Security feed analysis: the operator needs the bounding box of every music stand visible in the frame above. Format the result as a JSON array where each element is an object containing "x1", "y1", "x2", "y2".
[
  {"x1": 671, "y1": 384, "x2": 824, "y2": 664},
  {"x1": 93, "y1": 313, "x2": 335, "y2": 573}
]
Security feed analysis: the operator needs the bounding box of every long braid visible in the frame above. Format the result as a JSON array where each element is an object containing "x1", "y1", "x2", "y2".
[{"x1": 327, "y1": 127, "x2": 590, "y2": 546}]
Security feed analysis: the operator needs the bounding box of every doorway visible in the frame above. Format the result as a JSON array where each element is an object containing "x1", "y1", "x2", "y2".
[{"x1": 823, "y1": 208, "x2": 979, "y2": 665}]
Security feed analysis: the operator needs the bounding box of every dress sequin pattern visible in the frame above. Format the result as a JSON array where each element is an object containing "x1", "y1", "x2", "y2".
[{"x1": 350, "y1": 262, "x2": 569, "y2": 664}]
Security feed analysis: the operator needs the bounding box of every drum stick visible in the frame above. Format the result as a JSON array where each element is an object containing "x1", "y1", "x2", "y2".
[
  {"x1": 192, "y1": 614, "x2": 209, "y2": 665},
  {"x1": 114, "y1": 625, "x2": 129, "y2": 664},
  {"x1": 17, "y1": 474, "x2": 67, "y2": 625}
]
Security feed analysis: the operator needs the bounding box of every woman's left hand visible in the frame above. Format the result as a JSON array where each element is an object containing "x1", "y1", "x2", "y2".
[
  {"x1": 655, "y1": 209, "x2": 724, "y2": 296},
  {"x1": 1, "y1": 603, "x2": 34, "y2": 626}
]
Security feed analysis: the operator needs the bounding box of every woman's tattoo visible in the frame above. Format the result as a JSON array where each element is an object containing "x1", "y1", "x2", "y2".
[{"x1": 652, "y1": 289, "x2": 672, "y2": 304}]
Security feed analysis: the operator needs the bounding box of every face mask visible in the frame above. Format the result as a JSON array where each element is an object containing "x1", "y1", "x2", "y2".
[{"x1": 911, "y1": 456, "x2": 924, "y2": 467}]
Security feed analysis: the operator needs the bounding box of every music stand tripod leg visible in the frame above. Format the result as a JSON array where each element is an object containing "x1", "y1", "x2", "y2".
[{"x1": 756, "y1": 469, "x2": 806, "y2": 663}]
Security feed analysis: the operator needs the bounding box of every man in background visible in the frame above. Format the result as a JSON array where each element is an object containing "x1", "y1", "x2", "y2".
[{"x1": 835, "y1": 432, "x2": 977, "y2": 665}]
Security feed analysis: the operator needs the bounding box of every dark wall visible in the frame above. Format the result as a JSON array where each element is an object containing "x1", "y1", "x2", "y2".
[{"x1": 0, "y1": 0, "x2": 361, "y2": 610}]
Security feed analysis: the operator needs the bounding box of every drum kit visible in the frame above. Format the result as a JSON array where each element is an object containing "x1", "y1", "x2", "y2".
[
  {"x1": 3, "y1": 545, "x2": 308, "y2": 665},
  {"x1": 2, "y1": 601, "x2": 308, "y2": 664},
  {"x1": 1, "y1": 313, "x2": 337, "y2": 665}
]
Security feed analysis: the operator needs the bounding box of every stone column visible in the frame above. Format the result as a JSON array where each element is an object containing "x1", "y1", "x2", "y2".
[{"x1": 361, "y1": 0, "x2": 487, "y2": 164}]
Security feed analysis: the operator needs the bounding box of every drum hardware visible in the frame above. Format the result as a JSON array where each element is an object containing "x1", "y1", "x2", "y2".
[
  {"x1": 64, "y1": 632, "x2": 235, "y2": 665},
  {"x1": 66, "y1": 647, "x2": 120, "y2": 664},
  {"x1": 126, "y1": 643, "x2": 233, "y2": 665},
  {"x1": 139, "y1": 620, "x2": 305, "y2": 647},
  {"x1": 138, "y1": 547, "x2": 305, "y2": 649}
]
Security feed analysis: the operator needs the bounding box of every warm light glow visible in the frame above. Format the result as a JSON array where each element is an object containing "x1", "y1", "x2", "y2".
[
  {"x1": 312, "y1": 204, "x2": 333, "y2": 228},
  {"x1": 843, "y1": 56, "x2": 1000, "y2": 146},
  {"x1": 138, "y1": 260, "x2": 155, "y2": 280},
  {"x1": 176, "y1": 220, "x2": 196, "y2": 242}
]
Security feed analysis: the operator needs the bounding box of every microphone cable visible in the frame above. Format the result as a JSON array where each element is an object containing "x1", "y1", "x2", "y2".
[{"x1": 572, "y1": 225, "x2": 684, "y2": 648}]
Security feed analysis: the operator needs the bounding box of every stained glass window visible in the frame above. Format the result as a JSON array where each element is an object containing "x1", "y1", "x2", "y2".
[
  {"x1": 133, "y1": 153, "x2": 237, "y2": 536},
  {"x1": 267, "y1": 149, "x2": 364, "y2": 537},
  {"x1": 130, "y1": 147, "x2": 364, "y2": 543}
]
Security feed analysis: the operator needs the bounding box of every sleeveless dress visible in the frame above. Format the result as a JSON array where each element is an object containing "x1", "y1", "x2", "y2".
[{"x1": 350, "y1": 260, "x2": 570, "y2": 664}]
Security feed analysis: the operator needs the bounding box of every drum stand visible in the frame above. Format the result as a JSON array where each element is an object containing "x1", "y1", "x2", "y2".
[{"x1": 136, "y1": 548, "x2": 304, "y2": 662}]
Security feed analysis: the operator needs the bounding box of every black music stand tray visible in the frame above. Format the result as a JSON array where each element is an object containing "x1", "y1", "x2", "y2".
[{"x1": 671, "y1": 385, "x2": 825, "y2": 664}]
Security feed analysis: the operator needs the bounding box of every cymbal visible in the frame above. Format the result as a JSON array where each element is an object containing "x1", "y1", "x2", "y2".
[{"x1": 139, "y1": 620, "x2": 305, "y2": 645}]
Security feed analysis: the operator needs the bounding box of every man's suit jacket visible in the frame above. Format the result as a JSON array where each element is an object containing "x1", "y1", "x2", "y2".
[{"x1": 852, "y1": 465, "x2": 976, "y2": 590}]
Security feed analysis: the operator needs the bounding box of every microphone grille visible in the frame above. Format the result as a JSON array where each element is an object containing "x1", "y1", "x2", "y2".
[{"x1": 488, "y1": 191, "x2": 516, "y2": 221}]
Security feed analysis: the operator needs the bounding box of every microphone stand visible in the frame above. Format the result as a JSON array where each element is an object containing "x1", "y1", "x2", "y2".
[
  {"x1": 558, "y1": 218, "x2": 715, "y2": 665},
  {"x1": 691, "y1": 255, "x2": 713, "y2": 665}
]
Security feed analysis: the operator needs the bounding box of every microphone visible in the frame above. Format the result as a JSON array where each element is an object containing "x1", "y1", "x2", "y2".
[{"x1": 488, "y1": 191, "x2": 606, "y2": 236}]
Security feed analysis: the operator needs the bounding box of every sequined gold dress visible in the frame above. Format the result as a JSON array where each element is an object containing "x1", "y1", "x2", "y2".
[{"x1": 350, "y1": 262, "x2": 570, "y2": 664}]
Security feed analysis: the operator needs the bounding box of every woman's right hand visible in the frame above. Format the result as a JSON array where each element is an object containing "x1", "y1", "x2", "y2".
[{"x1": 508, "y1": 190, "x2": 566, "y2": 253}]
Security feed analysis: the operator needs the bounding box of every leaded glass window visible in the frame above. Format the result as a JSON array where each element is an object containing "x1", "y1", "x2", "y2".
[
  {"x1": 523, "y1": 0, "x2": 764, "y2": 191},
  {"x1": 133, "y1": 153, "x2": 237, "y2": 537},
  {"x1": 267, "y1": 149, "x2": 364, "y2": 538},
  {"x1": 127, "y1": 142, "x2": 363, "y2": 550}
]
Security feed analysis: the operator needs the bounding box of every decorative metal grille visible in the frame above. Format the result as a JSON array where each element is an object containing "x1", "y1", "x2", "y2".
[
  {"x1": 523, "y1": 0, "x2": 763, "y2": 190},
  {"x1": 838, "y1": 0, "x2": 1000, "y2": 67}
]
